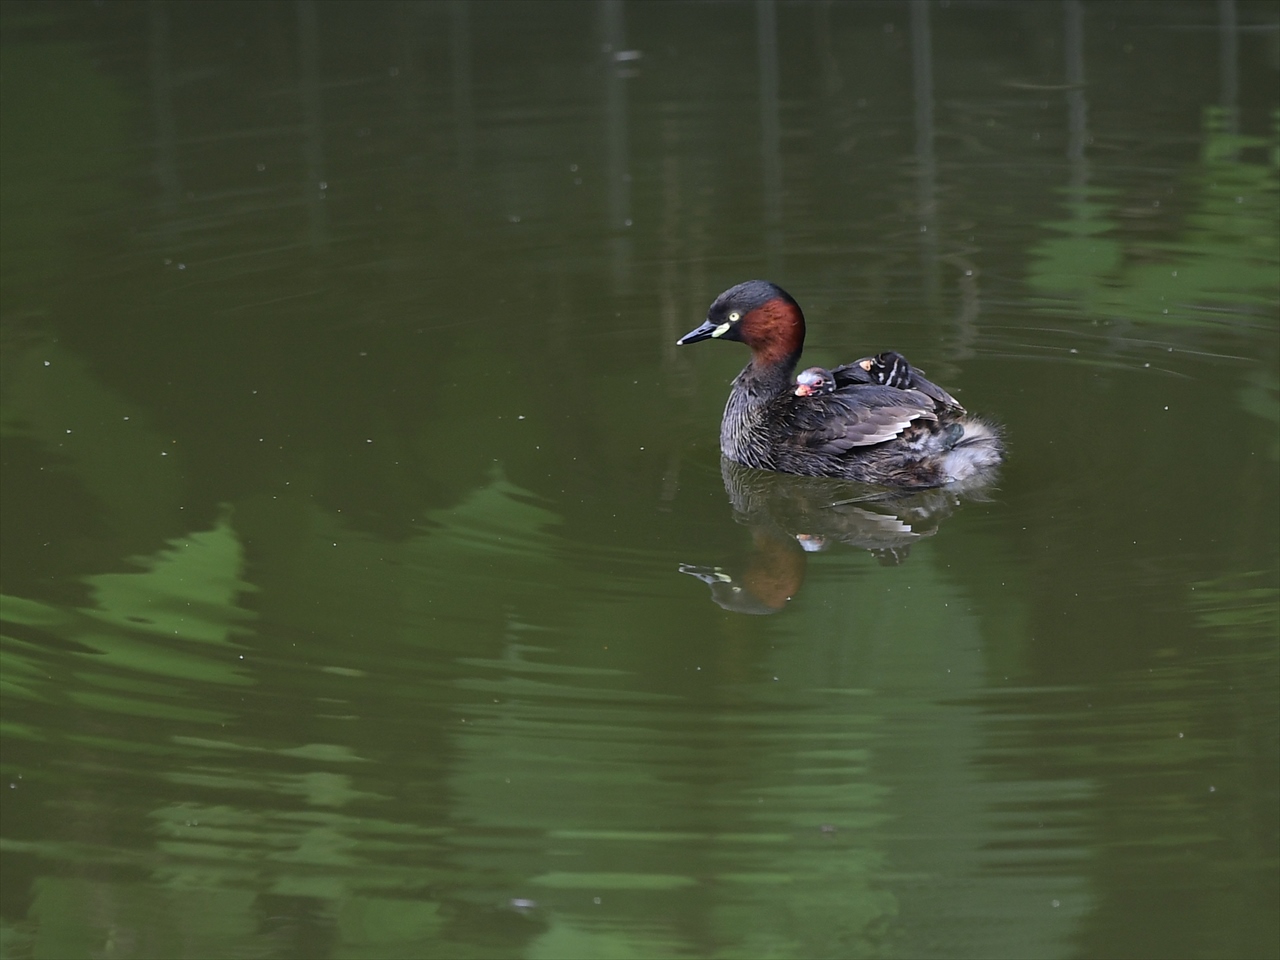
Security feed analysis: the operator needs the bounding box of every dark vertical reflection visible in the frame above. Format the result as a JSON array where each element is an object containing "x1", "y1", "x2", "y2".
[
  {"x1": 757, "y1": 0, "x2": 782, "y2": 274},
  {"x1": 1218, "y1": 0, "x2": 1240, "y2": 141},
  {"x1": 911, "y1": 0, "x2": 939, "y2": 302},
  {"x1": 1064, "y1": 0, "x2": 1087, "y2": 193},
  {"x1": 148, "y1": 0, "x2": 180, "y2": 247},
  {"x1": 451, "y1": 0, "x2": 475, "y2": 178},
  {"x1": 297, "y1": 0, "x2": 329, "y2": 250},
  {"x1": 659, "y1": 120, "x2": 683, "y2": 370},
  {"x1": 814, "y1": 0, "x2": 842, "y2": 97},
  {"x1": 1057, "y1": 0, "x2": 1109, "y2": 338},
  {"x1": 600, "y1": 0, "x2": 632, "y2": 292},
  {"x1": 659, "y1": 117, "x2": 685, "y2": 505},
  {"x1": 395, "y1": 3, "x2": 424, "y2": 146}
]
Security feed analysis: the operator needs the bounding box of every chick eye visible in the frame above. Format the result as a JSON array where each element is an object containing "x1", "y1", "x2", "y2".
[{"x1": 728, "y1": 311, "x2": 741, "y2": 322}]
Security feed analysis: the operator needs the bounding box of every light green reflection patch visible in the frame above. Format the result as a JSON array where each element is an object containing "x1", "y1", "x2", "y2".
[
  {"x1": 22, "y1": 877, "x2": 260, "y2": 960},
  {"x1": 279, "y1": 743, "x2": 368, "y2": 764},
  {"x1": 82, "y1": 511, "x2": 256, "y2": 645},
  {"x1": 531, "y1": 871, "x2": 697, "y2": 890},
  {"x1": 335, "y1": 897, "x2": 444, "y2": 959},
  {"x1": 0, "y1": 647, "x2": 52, "y2": 703},
  {"x1": 165, "y1": 769, "x2": 377, "y2": 808},
  {"x1": 0, "y1": 720, "x2": 42, "y2": 742},
  {"x1": 68, "y1": 690, "x2": 230, "y2": 725},
  {"x1": 551, "y1": 829, "x2": 791, "y2": 845},
  {"x1": 0, "y1": 594, "x2": 63, "y2": 627},
  {"x1": 0, "y1": 516, "x2": 258, "y2": 738},
  {"x1": 718, "y1": 872, "x2": 795, "y2": 884},
  {"x1": 74, "y1": 632, "x2": 250, "y2": 687},
  {"x1": 1190, "y1": 570, "x2": 1279, "y2": 642},
  {"x1": 528, "y1": 919, "x2": 684, "y2": 960},
  {"x1": 416, "y1": 469, "x2": 560, "y2": 557},
  {"x1": 1028, "y1": 108, "x2": 1279, "y2": 329}
]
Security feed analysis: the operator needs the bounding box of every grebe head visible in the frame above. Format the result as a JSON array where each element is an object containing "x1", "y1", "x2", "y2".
[{"x1": 677, "y1": 280, "x2": 806, "y2": 368}]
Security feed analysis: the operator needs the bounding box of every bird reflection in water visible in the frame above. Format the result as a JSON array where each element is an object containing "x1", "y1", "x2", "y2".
[{"x1": 680, "y1": 458, "x2": 997, "y2": 614}]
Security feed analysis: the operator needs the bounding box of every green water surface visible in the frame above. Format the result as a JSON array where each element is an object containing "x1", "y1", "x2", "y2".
[{"x1": 1, "y1": 2, "x2": 1277, "y2": 958}]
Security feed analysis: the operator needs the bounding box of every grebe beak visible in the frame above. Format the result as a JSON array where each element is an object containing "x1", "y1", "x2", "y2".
[{"x1": 676, "y1": 319, "x2": 723, "y2": 345}]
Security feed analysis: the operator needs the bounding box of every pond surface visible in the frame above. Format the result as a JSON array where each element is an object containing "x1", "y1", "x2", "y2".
[{"x1": 1, "y1": 2, "x2": 1277, "y2": 958}]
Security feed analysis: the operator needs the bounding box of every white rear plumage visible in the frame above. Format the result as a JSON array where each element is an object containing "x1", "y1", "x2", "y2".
[{"x1": 941, "y1": 418, "x2": 1004, "y2": 483}]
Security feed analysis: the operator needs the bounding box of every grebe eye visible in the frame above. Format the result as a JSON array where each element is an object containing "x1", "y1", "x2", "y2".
[{"x1": 728, "y1": 311, "x2": 741, "y2": 322}]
